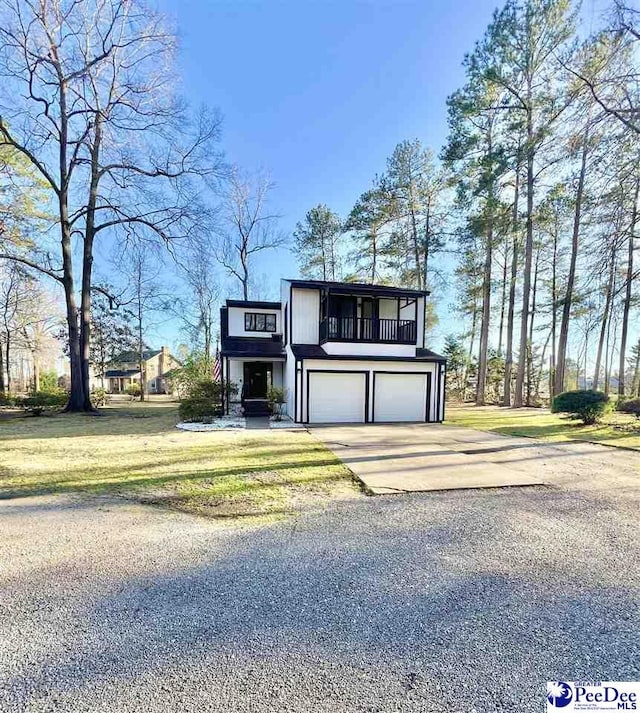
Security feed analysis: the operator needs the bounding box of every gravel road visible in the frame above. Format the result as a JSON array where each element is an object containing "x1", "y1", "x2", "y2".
[{"x1": 1, "y1": 459, "x2": 639, "y2": 712}]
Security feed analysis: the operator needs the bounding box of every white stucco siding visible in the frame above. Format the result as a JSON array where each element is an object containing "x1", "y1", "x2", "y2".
[
  {"x1": 291, "y1": 287, "x2": 320, "y2": 344},
  {"x1": 227, "y1": 306, "x2": 282, "y2": 338},
  {"x1": 323, "y1": 342, "x2": 416, "y2": 358},
  {"x1": 300, "y1": 359, "x2": 443, "y2": 423}
]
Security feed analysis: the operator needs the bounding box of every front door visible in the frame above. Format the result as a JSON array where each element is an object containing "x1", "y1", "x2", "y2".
[{"x1": 243, "y1": 363, "x2": 271, "y2": 398}]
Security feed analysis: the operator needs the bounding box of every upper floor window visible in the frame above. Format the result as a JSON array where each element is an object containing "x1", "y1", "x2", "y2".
[{"x1": 245, "y1": 312, "x2": 276, "y2": 332}]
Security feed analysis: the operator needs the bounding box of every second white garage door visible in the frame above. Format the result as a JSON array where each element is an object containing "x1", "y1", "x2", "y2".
[
  {"x1": 373, "y1": 372, "x2": 428, "y2": 422},
  {"x1": 308, "y1": 371, "x2": 367, "y2": 423}
]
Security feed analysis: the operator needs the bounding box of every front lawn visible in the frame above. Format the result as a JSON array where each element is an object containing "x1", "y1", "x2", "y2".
[
  {"x1": 0, "y1": 402, "x2": 359, "y2": 521},
  {"x1": 445, "y1": 404, "x2": 640, "y2": 452}
]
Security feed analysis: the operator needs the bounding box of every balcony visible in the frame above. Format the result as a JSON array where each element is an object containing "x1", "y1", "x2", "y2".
[{"x1": 319, "y1": 317, "x2": 417, "y2": 344}]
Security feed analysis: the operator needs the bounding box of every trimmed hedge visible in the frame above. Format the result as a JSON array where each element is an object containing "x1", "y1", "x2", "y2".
[
  {"x1": 551, "y1": 389, "x2": 611, "y2": 425},
  {"x1": 618, "y1": 397, "x2": 640, "y2": 420}
]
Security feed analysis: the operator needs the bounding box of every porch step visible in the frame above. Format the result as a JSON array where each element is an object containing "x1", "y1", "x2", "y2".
[{"x1": 243, "y1": 400, "x2": 271, "y2": 417}]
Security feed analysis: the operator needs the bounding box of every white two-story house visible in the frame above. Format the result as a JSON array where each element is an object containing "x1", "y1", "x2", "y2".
[{"x1": 220, "y1": 279, "x2": 446, "y2": 423}]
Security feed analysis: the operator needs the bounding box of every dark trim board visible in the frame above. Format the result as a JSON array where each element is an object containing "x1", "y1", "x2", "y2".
[
  {"x1": 371, "y1": 370, "x2": 432, "y2": 423},
  {"x1": 305, "y1": 369, "x2": 370, "y2": 424},
  {"x1": 226, "y1": 299, "x2": 281, "y2": 310}
]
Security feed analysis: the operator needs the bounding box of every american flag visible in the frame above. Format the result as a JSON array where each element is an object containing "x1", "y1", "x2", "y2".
[{"x1": 213, "y1": 348, "x2": 222, "y2": 382}]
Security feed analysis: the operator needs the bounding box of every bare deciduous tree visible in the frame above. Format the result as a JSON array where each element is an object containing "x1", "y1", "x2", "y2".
[
  {"x1": 0, "y1": 0, "x2": 224, "y2": 411},
  {"x1": 216, "y1": 168, "x2": 284, "y2": 300}
]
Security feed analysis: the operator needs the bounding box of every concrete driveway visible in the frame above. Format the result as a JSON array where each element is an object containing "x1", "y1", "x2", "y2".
[{"x1": 311, "y1": 422, "x2": 640, "y2": 494}]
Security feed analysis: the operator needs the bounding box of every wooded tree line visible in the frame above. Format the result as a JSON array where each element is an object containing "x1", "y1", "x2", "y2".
[{"x1": 294, "y1": 0, "x2": 640, "y2": 407}]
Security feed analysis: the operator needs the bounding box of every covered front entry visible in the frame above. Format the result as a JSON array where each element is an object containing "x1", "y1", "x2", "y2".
[
  {"x1": 222, "y1": 358, "x2": 285, "y2": 417},
  {"x1": 243, "y1": 362, "x2": 272, "y2": 398}
]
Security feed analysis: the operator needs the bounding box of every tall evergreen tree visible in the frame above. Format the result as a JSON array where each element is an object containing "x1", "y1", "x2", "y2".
[{"x1": 293, "y1": 205, "x2": 343, "y2": 281}]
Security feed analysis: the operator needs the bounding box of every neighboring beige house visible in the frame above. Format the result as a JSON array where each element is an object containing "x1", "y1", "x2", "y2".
[{"x1": 104, "y1": 346, "x2": 180, "y2": 394}]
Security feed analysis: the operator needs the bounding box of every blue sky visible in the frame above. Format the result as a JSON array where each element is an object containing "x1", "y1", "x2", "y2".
[{"x1": 147, "y1": 0, "x2": 607, "y2": 351}]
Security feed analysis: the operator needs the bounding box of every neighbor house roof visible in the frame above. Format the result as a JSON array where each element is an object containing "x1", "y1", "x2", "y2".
[
  {"x1": 221, "y1": 336, "x2": 285, "y2": 359},
  {"x1": 285, "y1": 278, "x2": 429, "y2": 298},
  {"x1": 104, "y1": 369, "x2": 141, "y2": 378},
  {"x1": 290, "y1": 345, "x2": 446, "y2": 362},
  {"x1": 110, "y1": 349, "x2": 161, "y2": 363}
]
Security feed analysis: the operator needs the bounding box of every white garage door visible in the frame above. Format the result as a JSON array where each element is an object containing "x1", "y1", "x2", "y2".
[
  {"x1": 374, "y1": 372, "x2": 428, "y2": 422},
  {"x1": 308, "y1": 371, "x2": 366, "y2": 423}
]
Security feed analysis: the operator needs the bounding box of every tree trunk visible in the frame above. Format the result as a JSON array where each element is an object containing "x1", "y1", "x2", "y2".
[
  {"x1": 504, "y1": 166, "x2": 520, "y2": 407},
  {"x1": 409, "y1": 207, "x2": 422, "y2": 290},
  {"x1": 631, "y1": 340, "x2": 640, "y2": 396},
  {"x1": 0, "y1": 338, "x2": 5, "y2": 393},
  {"x1": 526, "y1": 247, "x2": 540, "y2": 406},
  {"x1": 423, "y1": 198, "x2": 431, "y2": 290},
  {"x1": 476, "y1": 220, "x2": 493, "y2": 405},
  {"x1": 554, "y1": 122, "x2": 590, "y2": 397},
  {"x1": 5, "y1": 337, "x2": 10, "y2": 393},
  {"x1": 550, "y1": 217, "x2": 559, "y2": 398},
  {"x1": 465, "y1": 298, "x2": 479, "y2": 402},
  {"x1": 514, "y1": 104, "x2": 534, "y2": 408},
  {"x1": 497, "y1": 239, "x2": 508, "y2": 357},
  {"x1": 594, "y1": 247, "x2": 616, "y2": 390},
  {"x1": 79, "y1": 116, "x2": 103, "y2": 411},
  {"x1": 617, "y1": 175, "x2": 639, "y2": 396},
  {"x1": 32, "y1": 348, "x2": 40, "y2": 392}
]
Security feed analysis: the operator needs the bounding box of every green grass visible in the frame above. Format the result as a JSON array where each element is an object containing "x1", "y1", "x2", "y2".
[
  {"x1": 445, "y1": 404, "x2": 640, "y2": 452},
  {"x1": 0, "y1": 402, "x2": 359, "y2": 521}
]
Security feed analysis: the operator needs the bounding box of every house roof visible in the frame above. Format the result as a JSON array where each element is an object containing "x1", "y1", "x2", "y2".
[
  {"x1": 285, "y1": 278, "x2": 429, "y2": 298},
  {"x1": 226, "y1": 299, "x2": 282, "y2": 310},
  {"x1": 291, "y1": 345, "x2": 446, "y2": 362},
  {"x1": 111, "y1": 349, "x2": 161, "y2": 363},
  {"x1": 221, "y1": 336, "x2": 285, "y2": 358},
  {"x1": 104, "y1": 369, "x2": 141, "y2": 378}
]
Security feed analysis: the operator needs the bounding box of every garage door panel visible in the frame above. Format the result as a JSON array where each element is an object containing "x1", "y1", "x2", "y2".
[
  {"x1": 308, "y1": 372, "x2": 366, "y2": 423},
  {"x1": 374, "y1": 372, "x2": 428, "y2": 422}
]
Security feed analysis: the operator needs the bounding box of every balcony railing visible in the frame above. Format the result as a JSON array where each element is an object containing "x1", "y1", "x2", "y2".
[{"x1": 319, "y1": 317, "x2": 416, "y2": 344}]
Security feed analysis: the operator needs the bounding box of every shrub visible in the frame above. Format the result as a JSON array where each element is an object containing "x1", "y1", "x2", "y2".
[
  {"x1": 39, "y1": 370, "x2": 59, "y2": 392},
  {"x1": 124, "y1": 383, "x2": 141, "y2": 397},
  {"x1": 20, "y1": 390, "x2": 68, "y2": 416},
  {"x1": 0, "y1": 392, "x2": 16, "y2": 407},
  {"x1": 552, "y1": 389, "x2": 611, "y2": 425},
  {"x1": 618, "y1": 398, "x2": 640, "y2": 420},
  {"x1": 267, "y1": 386, "x2": 287, "y2": 420},
  {"x1": 91, "y1": 387, "x2": 108, "y2": 407},
  {"x1": 179, "y1": 397, "x2": 222, "y2": 423},
  {"x1": 188, "y1": 379, "x2": 222, "y2": 400},
  {"x1": 177, "y1": 379, "x2": 238, "y2": 423}
]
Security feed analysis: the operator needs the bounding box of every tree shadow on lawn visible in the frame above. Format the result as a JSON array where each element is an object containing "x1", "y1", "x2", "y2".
[
  {"x1": 0, "y1": 453, "x2": 351, "y2": 501},
  {"x1": 4, "y1": 489, "x2": 638, "y2": 711},
  {"x1": 490, "y1": 421, "x2": 640, "y2": 445},
  {"x1": 0, "y1": 408, "x2": 180, "y2": 441}
]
